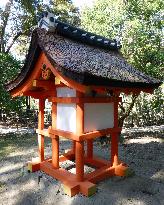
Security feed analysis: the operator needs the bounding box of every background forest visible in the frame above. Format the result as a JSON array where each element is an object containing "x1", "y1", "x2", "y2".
[{"x1": 0, "y1": 0, "x2": 163, "y2": 127}]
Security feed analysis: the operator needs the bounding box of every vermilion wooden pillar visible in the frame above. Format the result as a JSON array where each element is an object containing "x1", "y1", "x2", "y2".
[
  {"x1": 111, "y1": 100, "x2": 119, "y2": 166},
  {"x1": 87, "y1": 139, "x2": 93, "y2": 158},
  {"x1": 38, "y1": 98, "x2": 45, "y2": 162},
  {"x1": 76, "y1": 92, "x2": 84, "y2": 181},
  {"x1": 52, "y1": 91, "x2": 59, "y2": 169},
  {"x1": 72, "y1": 140, "x2": 76, "y2": 154}
]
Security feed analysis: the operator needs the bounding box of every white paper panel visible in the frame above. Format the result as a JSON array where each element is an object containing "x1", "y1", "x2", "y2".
[
  {"x1": 57, "y1": 87, "x2": 76, "y2": 97},
  {"x1": 84, "y1": 103, "x2": 114, "y2": 133},
  {"x1": 57, "y1": 103, "x2": 76, "y2": 133}
]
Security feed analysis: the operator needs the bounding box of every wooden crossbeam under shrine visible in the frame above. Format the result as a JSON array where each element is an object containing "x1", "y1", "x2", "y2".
[
  {"x1": 6, "y1": 12, "x2": 162, "y2": 197},
  {"x1": 27, "y1": 82, "x2": 127, "y2": 197}
]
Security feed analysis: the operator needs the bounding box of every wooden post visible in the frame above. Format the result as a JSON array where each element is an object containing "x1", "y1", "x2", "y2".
[
  {"x1": 38, "y1": 98, "x2": 45, "y2": 162},
  {"x1": 111, "y1": 133, "x2": 118, "y2": 166},
  {"x1": 76, "y1": 141, "x2": 84, "y2": 181},
  {"x1": 52, "y1": 135, "x2": 59, "y2": 168},
  {"x1": 76, "y1": 92, "x2": 84, "y2": 181},
  {"x1": 51, "y1": 96, "x2": 59, "y2": 169},
  {"x1": 111, "y1": 99, "x2": 119, "y2": 166},
  {"x1": 72, "y1": 140, "x2": 76, "y2": 154},
  {"x1": 87, "y1": 139, "x2": 93, "y2": 158}
]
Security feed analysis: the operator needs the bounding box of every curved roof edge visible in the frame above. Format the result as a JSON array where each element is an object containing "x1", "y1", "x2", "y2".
[{"x1": 5, "y1": 28, "x2": 162, "y2": 94}]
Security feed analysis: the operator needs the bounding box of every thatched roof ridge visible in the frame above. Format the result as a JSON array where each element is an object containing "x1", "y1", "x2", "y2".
[{"x1": 6, "y1": 26, "x2": 161, "y2": 92}]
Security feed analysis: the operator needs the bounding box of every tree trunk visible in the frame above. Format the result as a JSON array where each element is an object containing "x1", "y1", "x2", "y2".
[
  {"x1": 5, "y1": 31, "x2": 23, "y2": 54},
  {"x1": 0, "y1": 0, "x2": 13, "y2": 53},
  {"x1": 118, "y1": 94, "x2": 138, "y2": 127}
]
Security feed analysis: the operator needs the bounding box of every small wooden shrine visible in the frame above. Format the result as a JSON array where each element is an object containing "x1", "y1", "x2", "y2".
[{"x1": 6, "y1": 12, "x2": 161, "y2": 197}]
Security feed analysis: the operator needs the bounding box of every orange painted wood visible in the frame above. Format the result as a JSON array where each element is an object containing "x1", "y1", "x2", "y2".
[
  {"x1": 48, "y1": 97, "x2": 79, "y2": 103},
  {"x1": 48, "y1": 96, "x2": 121, "y2": 103},
  {"x1": 36, "y1": 129, "x2": 49, "y2": 136},
  {"x1": 76, "y1": 91, "x2": 84, "y2": 182},
  {"x1": 27, "y1": 159, "x2": 40, "y2": 172},
  {"x1": 36, "y1": 127, "x2": 121, "y2": 142},
  {"x1": 111, "y1": 133, "x2": 119, "y2": 166},
  {"x1": 85, "y1": 165, "x2": 115, "y2": 183},
  {"x1": 51, "y1": 90, "x2": 59, "y2": 169},
  {"x1": 52, "y1": 136, "x2": 59, "y2": 168},
  {"x1": 84, "y1": 156, "x2": 110, "y2": 168},
  {"x1": 111, "y1": 99, "x2": 119, "y2": 166},
  {"x1": 82, "y1": 97, "x2": 121, "y2": 103},
  {"x1": 51, "y1": 101, "x2": 57, "y2": 130},
  {"x1": 59, "y1": 151, "x2": 75, "y2": 162},
  {"x1": 38, "y1": 99, "x2": 45, "y2": 129},
  {"x1": 63, "y1": 181, "x2": 80, "y2": 197},
  {"x1": 79, "y1": 181, "x2": 96, "y2": 197},
  {"x1": 11, "y1": 53, "x2": 45, "y2": 97},
  {"x1": 92, "y1": 85, "x2": 154, "y2": 95},
  {"x1": 28, "y1": 157, "x2": 128, "y2": 196},
  {"x1": 49, "y1": 128, "x2": 78, "y2": 141},
  {"x1": 79, "y1": 127, "x2": 122, "y2": 140},
  {"x1": 42, "y1": 53, "x2": 87, "y2": 93},
  {"x1": 23, "y1": 90, "x2": 55, "y2": 99},
  {"x1": 75, "y1": 141, "x2": 84, "y2": 182},
  {"x1": 76, "y1": 92, "x2": 84, "y2": 136},
  {"x1": 72, "y1": 140, "x2": 76, "y2": 154},
  {"x1": 87, "y1": 139, "x2": 93, "y2": 158},
  {"x1": 40, "y1": 161, "x2": 96, "y2": 196},
  {"x1": 40, "y1": 161, "x2": 77, "y2": 182},
  {"x1": 33, "y1": 79, "x2": 56, "y2": 90},
  {"x1": 114, "y1": 163, "x2": 129, "y2": 176},
  {"x1": 38, "y1": 99, "x2": 45, "y2": 162},
  {"x1": 114, "y1": 100, "x2": 119, "y2": 128}
]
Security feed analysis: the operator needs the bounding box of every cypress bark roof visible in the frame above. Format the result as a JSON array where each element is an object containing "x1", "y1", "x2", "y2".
[{"x1": 6, "y1": 24, "x2": 162, "y2": 92}]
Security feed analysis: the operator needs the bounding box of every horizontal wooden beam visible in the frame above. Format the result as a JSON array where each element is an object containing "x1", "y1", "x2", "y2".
[
  {"x1": 59, "y1": 151, "x2": 75, "y2": 162},
  {"x1": 49, "y1": 128, "x2": 78, "y2": 141},
  {"x1": 92, "y1": 86, "x2": 154, "y2": 95},
  {"x1": 36, "y1": 126, "x2": 122, "y2": 141},
  {"x1": 48, "y1": 97, "x2": 121, "y2": 103},
  {"x1": 49, "y1": 97, "x2": 80, "y2": 103},
  {"x1": 41, "y1": 161, "x2": 77, "y2": 181},
  {"x1": 36, "y1": 127, "x2": 79, "y2": 141},
  {"x1": 33, "y1": 79, "x2": 56, "y2": 90},
  {"x1": 84, "y1": 156, "x2": 110, "y2": 168},
  {"x1": 23, "y1": 90, "x2": 55, "y2": 98},
  {"x1": 85, "y1": 165, "x2": 115, "y2": 183},
  {"x1": 79, "y1": 127, "x2": 122, "y2": 141}
]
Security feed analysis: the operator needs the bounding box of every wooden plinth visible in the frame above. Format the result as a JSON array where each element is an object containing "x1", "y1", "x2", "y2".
[{"x1": 27, "y1": 152, "x2": 129, "y2": 197}]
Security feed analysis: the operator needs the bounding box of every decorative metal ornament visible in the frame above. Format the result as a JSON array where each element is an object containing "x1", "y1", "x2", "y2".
[{"x1": 41, "y1": 64, "x2": 51, "y2": 80}]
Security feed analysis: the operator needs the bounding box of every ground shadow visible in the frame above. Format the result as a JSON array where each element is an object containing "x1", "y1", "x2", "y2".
[{"x1": 0, "y1": 131, "x2": 163, "y2": 205}]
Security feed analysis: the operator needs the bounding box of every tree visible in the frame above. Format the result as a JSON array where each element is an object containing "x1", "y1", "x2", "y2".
[
  {"x1": 0, "y1": 0, "x2": 80, "y2": 120},
  {"x1": 0, "y1": 53, "x2": 25, "y2": 118},
  {"x1": 51, "y1": 0, "x2": 80, "y2": 25},
  {"x1": 0, "y1": 0, "x2": 80, "y2": 55},
  {"x1": 81, "y1": 0, "x2": 164, "y2": 126},
  {"x1": 0, "y1": 0, "x2": 38, "y2": 54}
]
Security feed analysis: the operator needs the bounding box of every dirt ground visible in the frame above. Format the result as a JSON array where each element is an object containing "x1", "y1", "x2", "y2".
[{"x1": 0, "y1": 125, "x2": 163, "y2": 205}]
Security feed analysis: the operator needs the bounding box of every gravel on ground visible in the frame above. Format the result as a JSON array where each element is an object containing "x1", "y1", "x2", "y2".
[{"x1": 0, "y1": 125, "x2": 163, "y2": 205}]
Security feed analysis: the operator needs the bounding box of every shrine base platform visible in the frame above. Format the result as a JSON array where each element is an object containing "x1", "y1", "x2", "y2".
[{"x1": 27, "y1": 151, "x2": 130, "y2": 197}]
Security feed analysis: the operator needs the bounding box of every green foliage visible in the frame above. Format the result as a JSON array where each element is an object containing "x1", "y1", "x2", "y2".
[
  {"x1": 122, "y1": 0, "x2": 164, "y2": 80},
  {"x1": 81, "y1": 0, "x2": 163, "y2": 80},
  {"x1": 51, "y1": 0, "x2": 80, "y2": 25},
  {"x1": 81, "y1": 0, "x2": 164, "y2": 126},
  {"x1": 128, "y1": 87, "x2": 164, "y2": 126},
  {"x1": 0, "y1": 0, "x2": 80, "y2": 121},
  {"x1": 0, "y1": 0, "x2": 80, "y2": 55},
  {"x1": 0, "y1": 53, "x2": 25, "y2": 114},
  {"x1": 81, "y1": 0, "x2": 125, "y2": 39}
]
